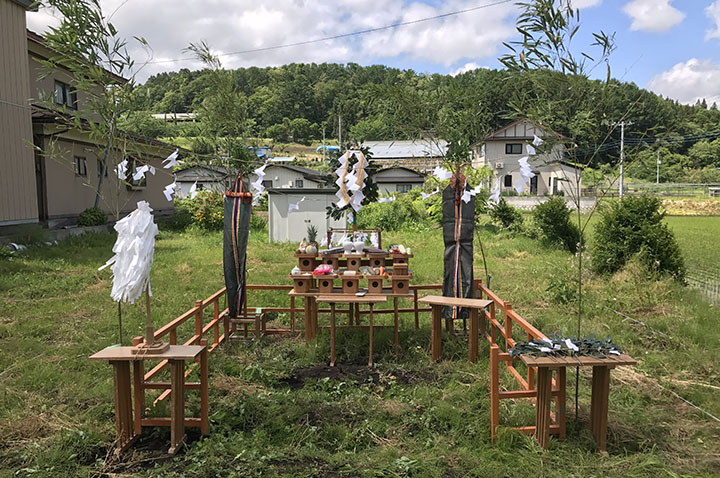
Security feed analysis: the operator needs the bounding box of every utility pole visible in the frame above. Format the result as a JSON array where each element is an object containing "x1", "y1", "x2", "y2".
[
  {"x1": 322, "y1": 126, "x2": 326, "y2": 162},
  {"x1": 338, "y1": 115, "x2": 342, "y2": 151},
  {"x1": 656, "y1": 150, "x2": 661, "y2": 184},
  {"x1": 615, "y1": 121, "x2": 633, "y2": 198}
]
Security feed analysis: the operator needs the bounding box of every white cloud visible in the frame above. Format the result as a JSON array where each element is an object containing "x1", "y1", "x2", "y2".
[
  {"x1": 25, "y1": 0, "x2": 518, "y2": 81},
  {"x1": 622, "y1": 0, "x2": 685, "y2": 32},
  {"x1": 570, "y1": 0, "x2": 602, "y2": 8},
  {"x1": 646, "y1": 58, "x2": 720, "y2": 105},
  {"x1": 449, "y1": 62, "x2": 487, "y2": 76},
  {"x1": 706, "y1": 0, "x2": 720, "y2": 40}
]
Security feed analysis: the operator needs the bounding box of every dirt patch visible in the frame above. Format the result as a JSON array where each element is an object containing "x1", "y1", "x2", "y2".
[
  {"x1": 280, "y1": 365, "x2": 433, "y2": 389},
  {"x1": 663, "y1": 199, "x2": 720, "y2": 216},
  {"x1": 212, "y1": 374, "x2": 265, "y2": 396},
  {"x1": 174, "y1": 263, "x2": 191, "y2": 275}
]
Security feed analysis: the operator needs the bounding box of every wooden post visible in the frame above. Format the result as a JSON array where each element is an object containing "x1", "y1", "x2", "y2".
[
  {"x1": 111, "y1": 361, "x2": 134, "y2": 454},
  {"x1": 535, "y1": 367, "x2": 553, "y2": 449},
  {"x1": 330, "y1": 303, "x2": 336, "y2": 367},
  {"x1": 413, "y1": 289, "x2": 419, "y2": 329},
  {"x1": 469, "y1": 307, "x2": 478, "y2": 363},
  {"x1": 194, "y1": 300, "x2": 203, "y2": 344},
  {"x1": 431, "y1": 304, "x2": 442, "y2": 362},
  {"x1": 200, "y1": 348, "x2": 209, "y2": 435},
  {"x1": 213, "y1": 300, "x2": 219, "y2": 347},
  {"x1": 304, "y1": 297, "x2": 313, "y2": 342},
  {"x1": 145, "y1": 287, "x2": 154, "y2": 345},
  {"x1": 168, "y1": 359, "x2": 186, "y2": 455},
  {"x1": 504, "y1": 302, "x2": 513, "y2": 346},
  {"x1": 290, "y1": 296, "x2": 295, "y2": 332},
  {"x1": 490, "y1": 345, "x2": 500, "y2": 443},
  {"x1": 558, "y1": 366, "x2": 566, "y2": 440},
  {"x1": 591, "y1": 366, "x2": 611, "y2": 452},
  {"x1": 132, "y1": 361, "x2": 144, "y2": 436},
  {"x1": 393, "y1": 297, "x2": 399, "y2": 349},
  {"x1": 368, "y1": 303, "x2": 374, "y2": 367},
  {"x1": 490, "y1": 302, "x2": 496, "y2": 344}
]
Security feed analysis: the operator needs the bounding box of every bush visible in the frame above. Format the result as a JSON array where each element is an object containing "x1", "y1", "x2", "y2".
[
  {"x1": 356, "y1": 193, "x2": 427, "y2": 231},
  {"x1": 250, "y1": 213, "x2": 267, "y2": 232},
  {"x1": 489, "y1": 198, "x2": 523, "y2": 231},
  {"x1": 175, "y1": 190, "x2": 224, "y2": 230},
  {"x1": 77, "y1": 207, "x2": 107, "y2": 226},
  {"x1": 532, "y1": 197, "x2": 582, "y2": 253},
  {"x1": 592, "y1": 195, "x2": 685, "y2": 280}
]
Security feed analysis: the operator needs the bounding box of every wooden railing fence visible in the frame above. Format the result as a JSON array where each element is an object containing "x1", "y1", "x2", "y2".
[
  {"x1": 474, "y1": 279, "x2": 566, "y2": 441},
  {"x1": 133, "y1": 280, "x2": 566, "y2": 441}
]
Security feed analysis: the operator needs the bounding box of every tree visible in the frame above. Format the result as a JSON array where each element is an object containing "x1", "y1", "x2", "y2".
[{"x1": 39, "y1": 0, "x2": 151, "y2": 216}]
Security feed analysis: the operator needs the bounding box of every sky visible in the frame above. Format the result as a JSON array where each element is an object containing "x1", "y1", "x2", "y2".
[{"x1": 25, "y1": 0, "x2": 720, "y2": 106}]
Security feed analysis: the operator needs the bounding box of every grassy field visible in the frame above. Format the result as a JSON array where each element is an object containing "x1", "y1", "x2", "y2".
[{"x1": 1, "y1": 218, "x2": 719, "y2": 477}]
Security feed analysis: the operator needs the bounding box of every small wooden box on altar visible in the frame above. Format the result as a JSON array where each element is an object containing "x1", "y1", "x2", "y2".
[
  {"x1": 341, "y1": 274, "x2": 360, "y2": 294},
  {"x1": 321, "y1": 253, "x2": 340, "y2": 270},
  {"x1": 295, "y1": 253, "x2": 317, "y2": 272},
  {"x1": 344, "y1": 254, "x2": 363, "y2": 271},
  {"x1": 289, "y1": 275, "x2": 315, "y2": 293},
  {"x1": 366, "y1": 275, "x2": 385, "y2": 295},
  {"x1": 315, "y1": 274, "x2": 336, "y2": 293},
  {"x1": 392, "y1": 263, "x2": 409, "y2": 276},
  {"x1": 367, "y1": 253, "x2": 386, "y2": 268},
  {"x1": 391, "y1": 253, "x2": 412, "y2": 265},
  {"x1": 391, "y1": 274, "x2": 411, "y2": 294}
]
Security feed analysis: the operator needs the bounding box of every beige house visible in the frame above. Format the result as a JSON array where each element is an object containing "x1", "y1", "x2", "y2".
[
  {"x1": 472, "y1": 119, "x2": 581, "y2": 197},
  {"x1": 1, "y1": 1, "x2": 177, "y2": 228}
]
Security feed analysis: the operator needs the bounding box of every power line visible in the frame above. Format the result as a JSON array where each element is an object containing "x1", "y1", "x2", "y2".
[{"x1": 148, "y1": 0, "x2": 515, "y2": 65}]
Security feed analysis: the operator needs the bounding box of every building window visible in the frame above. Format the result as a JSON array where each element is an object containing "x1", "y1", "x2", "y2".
[
  {"x1": 262, "y1": 180, "x2": 273, "y2": 189},
  {"x1": 54, "y1": 80, "x2": 77, "y2": 109},
  {"x1": 294, "y1": 179, "x2": 304, "y2": 188},
  {"x1": 97, "y1": 159, "x2": 107, "y2": 177},
  {"x1": 505, "y1": 143, "x2": 522, "y2": 154},
  {"x1": 398, "y1": 184, "x2": 413, "y2": 193},
  {"x1": 504, "y1": 174, "x2": 512, "y2": 187},
  {"x1": 74, "y1": 156, "x2": 87, "y2": 176}
]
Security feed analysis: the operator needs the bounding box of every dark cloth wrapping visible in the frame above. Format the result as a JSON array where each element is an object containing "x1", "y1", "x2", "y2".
[
  {"x1": 441, "y1": 184, "x2": 475, "y2": 319},
  {"x1": 223, "y1": 177, "x2": 252, "y2": 318}
]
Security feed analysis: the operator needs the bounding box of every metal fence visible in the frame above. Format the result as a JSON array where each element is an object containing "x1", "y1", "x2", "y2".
[
  {"x1": 686, "y1": 267, "x2": 720, "y2": 303},
  {"x1": 583, "y1": 183, "x2": 720, "y2": 198}
]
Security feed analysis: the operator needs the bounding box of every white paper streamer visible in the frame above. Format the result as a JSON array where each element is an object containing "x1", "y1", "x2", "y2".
[
  {"x1": 162, "y1": 148, "x2": 179, "y2": 169},
  {"x1": 564, "y1": 338, "x2": 579, "y2": 352},
  {"x1": 433, "y1": 161, "x2": 452, "y2": 181},
  {"x1": 370, "y1": 231, "x2": 379, "y2": 248},
  {"x1": 188, "y1": 181, "x2": 198, "y2": 199},
  {"x1": 378, "y1": 196, "x2": 395, "y2": 203},
  {"x1": 163, "y1": 181, "x2": 177, "y2": 201},
  {"x1": 98, "y1": 201, "x2": 158, "y2": 304},
  {"x1": 533, "y1": 134, "x2": 543, "y2": 147},
  {"x1": 320, "y1": 235, "x2": 328, "y2": 247},
  {"x1": 489, "y1": 180, "x2": 500, "y2": 205},
  {"x1": 288, "y1": 196, "x2": 306, "y2": 213},
  {"x1": 421, "y1": 187, "x2": 439, "y2": 200},
  {"x1": 526, "y1": 144, "x2": 536, "y2": 156},
  {"x1": 133, "y1": 164, "x2": 149, "y2": 181},
  {"x1": 250, "y1": 160, "x2": 269, "y2": 206},
  {"x1": 115, "y1": 159, "x2": 128, "y2": 179}
]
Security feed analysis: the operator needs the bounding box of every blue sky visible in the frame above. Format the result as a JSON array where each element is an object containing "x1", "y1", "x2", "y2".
[{"x1": 26, "y1": 0, "x2": 720, "y2": 104}]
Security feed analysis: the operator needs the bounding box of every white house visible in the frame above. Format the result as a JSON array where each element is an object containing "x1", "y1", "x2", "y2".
[
  {"x1": 375, "y1": 166, "x2": 426, "y2": 194},
  {"x1": 472, "y1": 119, "x2": 581, "y2": 197},
  {"x1": 174, "y1": 165, "x2": 231, "y2": 198},
  {"x1": 248, "y1": 164, "x2": 328, "y2": 189},
  {"x1": 363, "y1": 139, "x2": 447, "y2": 172}
]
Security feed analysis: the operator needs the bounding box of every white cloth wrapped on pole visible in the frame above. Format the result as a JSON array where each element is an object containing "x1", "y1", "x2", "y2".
[{"x1": 98, "y1": 201, "x2": 158, "y2": 304}]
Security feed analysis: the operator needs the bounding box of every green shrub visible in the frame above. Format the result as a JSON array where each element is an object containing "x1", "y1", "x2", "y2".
[
  {"x1": 77, "y1": 207, "x2": 107, "y2": 226},
  {"x1": 176, "y1": 190, "x2": 224, "y2": 230},
  {"x1": 532, "y1": 197, "x2": 582, "y2": 253},
  {"x1": 250, "y1": 213, "x2": 267, "y2": 232},
  {"x1": 489, "y1": 198, "x2": 523, "y2": 231},
  {"x1": 592, "y1": 195, "x2": 685, "y2": 280},
  {"x1": 356, "y1": 193, "x2": 427, "y2": 231}
]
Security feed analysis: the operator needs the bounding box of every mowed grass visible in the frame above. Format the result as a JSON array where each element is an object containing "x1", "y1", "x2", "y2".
[{"x1": 0, "y1": 218, "x2": 719, "y2": 477}]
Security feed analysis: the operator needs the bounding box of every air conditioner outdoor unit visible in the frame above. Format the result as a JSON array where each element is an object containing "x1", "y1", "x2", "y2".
[{"x1": 494, "y1": 162, "x2": 504, "y2": 169}]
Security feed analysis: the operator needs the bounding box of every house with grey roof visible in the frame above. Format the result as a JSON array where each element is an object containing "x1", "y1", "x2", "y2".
[
  {"x1": 375, "y1": 166, "x2": 426, "y2": 194},
  {"x1": 362, "y1": 139, "x2": 447, "y2": 172}
]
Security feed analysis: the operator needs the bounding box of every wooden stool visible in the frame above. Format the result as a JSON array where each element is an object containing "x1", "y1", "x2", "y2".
[{"x1": 229, "y1": 310, "x2": 267, "y2": 339}]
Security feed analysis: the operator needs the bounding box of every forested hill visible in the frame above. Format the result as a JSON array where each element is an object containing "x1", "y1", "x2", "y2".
[{"x1": 136, "y1": 63, "x2": 720, "y2": 181}]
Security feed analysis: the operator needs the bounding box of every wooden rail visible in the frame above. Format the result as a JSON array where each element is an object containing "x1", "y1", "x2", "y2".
[{"x1": 474, "y1": 279, "x2": 566, "y2": 442}]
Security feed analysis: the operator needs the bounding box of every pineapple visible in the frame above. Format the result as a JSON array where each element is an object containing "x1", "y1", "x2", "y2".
[{"x1": 306, "y1": 225, "x2": 319, "y2": 254}]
